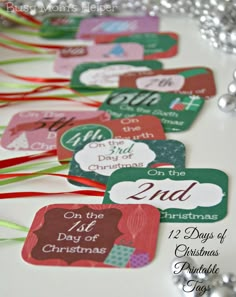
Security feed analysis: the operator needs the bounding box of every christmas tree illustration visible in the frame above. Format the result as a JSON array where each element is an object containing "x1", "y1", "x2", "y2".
[
  {"x1": 7, "y1": 132, "x2": 29, "y2": 150},
  {"x1": 104, "y1": 44, "x2": 126, "y2": 57}
]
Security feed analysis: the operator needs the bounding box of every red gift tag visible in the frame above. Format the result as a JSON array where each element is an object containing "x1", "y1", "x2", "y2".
[
  {"x1": 119, "y1": 67, "x2": 216, "y2": 99},
  {"x1": 57, "y1": 115, "x2": 165, "y2": 163}
]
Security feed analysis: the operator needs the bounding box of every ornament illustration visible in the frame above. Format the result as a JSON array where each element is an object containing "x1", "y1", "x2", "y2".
[{"x1": 127, "y1": 205, "x2": 147, "y2": 240}]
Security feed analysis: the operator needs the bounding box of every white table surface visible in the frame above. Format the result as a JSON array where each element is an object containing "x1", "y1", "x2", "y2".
[{"x1": 1, "y1": 15, "x2": 236, "y2": 297}]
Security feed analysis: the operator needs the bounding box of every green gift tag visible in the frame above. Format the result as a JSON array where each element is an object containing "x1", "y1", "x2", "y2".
[
  {"x1": 68, "y1": 139, "x2": 185, "y2": 187},
  {"x1": 39, "y1": 16, "x2": 84, "y2": 39},
  {"x1": 111, "y1": 33, "x2": 178, "y2": 58},
  {"x1": 70, "y1": 60, "x2": 163, "y2": 91},
  {"x1": 103, "y1": 168, "x2": 228, "y2": 223},
  {"x1": 99, "y1": 88, "x2": 205, "y2": 132}
]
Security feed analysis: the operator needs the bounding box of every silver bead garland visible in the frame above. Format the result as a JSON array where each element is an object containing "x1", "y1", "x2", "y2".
[
  {"x1": 171, "y1": 257, "x2": 236, "y2": 297},
  {"x1": 218, "y1": 69, "x2": 236, "y2": 112}
]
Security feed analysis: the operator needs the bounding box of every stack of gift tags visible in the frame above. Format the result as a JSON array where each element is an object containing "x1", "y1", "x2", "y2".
[{"x1": 0, "y1": 14, "x2": 228, "y2": 270}]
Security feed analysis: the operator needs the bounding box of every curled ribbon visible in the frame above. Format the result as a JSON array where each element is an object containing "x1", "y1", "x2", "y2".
[
  {"x1": 0, "y1": 85, "x2": 102, "y2": 107},
  {"x1": 0, "y1": 149, "x2": 57, "y2": 169},
  {"x1": 0, "y1": 172, "x2": 106, "y2": 190},
  {"x1": 0, "y1": 219, "x2": 29, "y2": 242}
]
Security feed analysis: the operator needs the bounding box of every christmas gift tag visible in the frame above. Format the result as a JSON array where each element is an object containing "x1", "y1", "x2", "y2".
[
  {"x1": 68, "y1": 139, "x2": 185, "y2": 187},
  {"x1": 96, "y1": 33, "x2": 178, "y2": 59},
  {"x1": 71, "y1": 60, "x2": 163, "y2": 90},
  {"x1": 54, "y1": 44, "x2": 144, "y2": 76},
  {"x1": 22, "y1": 204, "x2": 160, "y2": 268},
  {"x1": 77, "y1": 16, "x2": 159, "y2": 39},
  {"x1": 119, "y1": 67, "x2": 216, "y2": 98},
  {"x1": 1, "y1": 110, "x2": 110, "y2": 151},
  {"x1": 39, "y1": 16, "x2": 84, "y2": 39},
  {"x1": 99, "y1": 88, "x2": 205, "y2": 132},
  {"x1": 104, "y1": 168, "x2": 228, "y2": 223},
  {"x1": 57, "y1": 115, "x2": 166, "y2": 163}
]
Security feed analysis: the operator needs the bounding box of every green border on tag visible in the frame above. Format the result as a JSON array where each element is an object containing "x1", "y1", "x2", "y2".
[
  {"x1": 99, "y1": 88, "x2": 205, "y2": 132},
  {"x1": 70, "y1": 60, "x2": 163, "y2": 91},
  {"x1": 40, "y1": 16, "x2": 84, "y2": 39},
  {"x1": 113, "y1": 33, "x2": 177, "y2": 55},
  {"x1": 68, "y1": 139, "x2": 185, "y2": 187},
  {"x1": 103, "y1": 168, "x2": 228, "y2": 223}
]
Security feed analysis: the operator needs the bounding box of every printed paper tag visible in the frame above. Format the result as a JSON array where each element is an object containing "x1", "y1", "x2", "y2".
[
  {"x1": 68, "y1": 139, "x2": 185, "y2": 187},
  {"x1": 71, "y1": 60, "x2": 163, "y2": 90},
  {"x1": 1, "y1": 111, "x2": 110, "y2": 151},
  {"x1": 99, "y1": 88, "x2": 205, "y2": 132},
  {"x1": 119, "y1": 67, "x2": 216, "y2": 98},
  {"x1": 22, "y1": 204, "x2": 160, "y2": 268},
  {"x1": 40, "y1": 16, "x2": 84, "y2": 39},
  {"x1": 57, "y1": 115, "x2": 166, "y2": 162},
  {"x1": 96, "y1": 33, "x2": 178, "y2": 59},
  {"x1": 77, "y1": 16, "x2": 159, "y2": 39},
  {"x1": 54, "y1": 43, "x2": 144, "y2": 76},
  {"x1": 104, "y1": 168, "x2": 228, "y2": 223}
]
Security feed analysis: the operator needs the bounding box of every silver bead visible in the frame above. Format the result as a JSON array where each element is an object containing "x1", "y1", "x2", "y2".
[
  {"x1": 210, "y1": 275, "x2": 225, "y2": 287},
  {"x1": 222, "y1": 273, "x2": 236, "y2": 284},
  {"x1": 210, "y1": 0, "x2": 218, "y2": 5},
  {"x1": 211, "y1": 40, "x2": 221, "y2": 48},
  {"x1": 209, "y1": 286, "x2": 236, "y2": 297},
  {"x1": 219, "y1": 27, "x2": 231, "y2": 44},
  {"x1": 212, "y1": 11, "x2": 224, "y2": 27},
  {"x1": 228, "y1": 81, "x2": 236, "y2": 95},
  {"x1": 217, "y1": 2, "x2": 227, "y2": 11},
  {"x1": 230, "y1": 29, "x2": 236, "y2": 46},
  {"x1": 233, "y1": 69, "x2": 236, "y2": 80},
  {"x1": 222, "y1": 45, "x2": 233, "y2": 53},
  {"x1": 218, "y1": 94, "x2": 236, "y2": 112}
]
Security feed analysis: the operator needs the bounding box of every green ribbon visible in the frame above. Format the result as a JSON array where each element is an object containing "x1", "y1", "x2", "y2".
[
  {"x1": 0, "y1": 56, "x2": 54, "y2": 66},
  {"x1": 0, "y1": 237, "x2": 26, "y2": 242},
  {"x1": 1, "y1": 28, "x2": 40, "y2": 36},
  {"x1": 0, "y1": 37, "x2": 49, "y2": 53},
  {"x1": 0, "y1": 7, "x2": 40, "y2": 28},
  {"x1": 0, "y1": 82, "x2": 45, "y2": 89},
  {"x1": 0, "y1": 163, "x2": 69, "y2": 186},
  {"x1": 0, "y1": 219, "x2": 29, "y2": 232},
  {"x1": 0, "y1": 160, "x2": 61, "y2": 173},
  {"x1": 0, "y1": 219, "x2": 28, "y2": 243}
]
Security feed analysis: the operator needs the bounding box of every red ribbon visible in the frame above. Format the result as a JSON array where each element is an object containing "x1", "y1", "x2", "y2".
[
  {"x1": 0, "y1": 68, "x2": 70, "y2": 83},
  {"x1": 0, "y1": 33, "x2": 81, "y2": 50},
  {"x1": 0, "y1": 172, "x2": 107, "y2": 190},
  {"x1": 0, "y1": 149, "x2": 57, "y2": 169},
  {"x1": 4, "y1": 2, "x2": 42, "y2": 26},
  {"x1": 0, "y1": 41, "x2": 43, "y2": 54},
  {"x1": 0, "y1": 190, "x2": 105, "y2": 199},
  {"x1": 0, "y1": 85, "x2": 66, "y2": 96},
  {"x1": 0, "y1": 95, "x2": 101, "y2": 107},
  {"x1": 0, "y1": 85, "x2": 102, "y2": 107}
]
